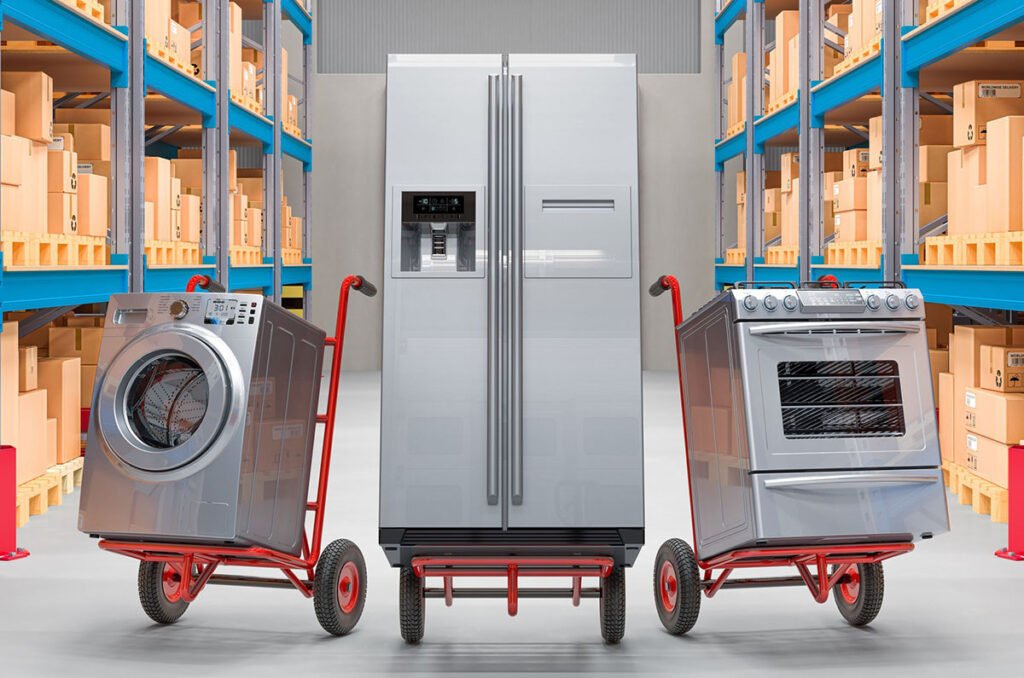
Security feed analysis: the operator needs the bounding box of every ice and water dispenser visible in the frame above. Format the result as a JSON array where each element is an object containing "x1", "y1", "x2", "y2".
[{"x1": 398, "y1": 191, "x2": 478, "y2": 274}]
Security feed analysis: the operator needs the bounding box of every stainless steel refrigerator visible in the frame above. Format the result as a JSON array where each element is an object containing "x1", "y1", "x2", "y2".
[{"x1": 379, "y1": 54, "x2": 644, "y2": 579}]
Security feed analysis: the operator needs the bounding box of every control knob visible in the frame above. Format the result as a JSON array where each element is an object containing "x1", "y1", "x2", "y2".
[
  {"x1": 763, "y1": 295, "x2": 779, "y2": 312},
  {"x1": 783, "y1": 295, "x2": 798, "y2": 311},
  {"x1": 169, "y1": 299, "x2": 189, "y2": 320},
  {"x1": 885, "y1": 294, "x2": 901, "y2": 310},
  {"x1": 866, "y1": 294, "x2": 881, "y2": 310},
  {"x1": 742, "y1": 295, "x2": 759, "y2": 312},
  {"x1": 905, "y1": 293, "x2": 920, "y2": 310}
]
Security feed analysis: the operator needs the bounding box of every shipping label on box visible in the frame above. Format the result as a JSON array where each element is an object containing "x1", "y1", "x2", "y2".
[
  {"x1": 844, "y1": 149, "x2": 870, "y2": 178},
  {"x1": 964, "y1": 432, "x2": 1010, "y2": 488},
  {"x1": 980, "y1": 345, "x2": 1024, "y2": 393},
  {"x1": 963, "y1": 387, "x2": 1024, "y2": 444},
  {"x1": 954, "y1": 80, "x2": 1024, "y2": 147}
]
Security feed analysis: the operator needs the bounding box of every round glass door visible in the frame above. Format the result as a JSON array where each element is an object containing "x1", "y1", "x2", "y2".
[{"x1": 125, "y1": 355, "x2": 210, "y2": 449}]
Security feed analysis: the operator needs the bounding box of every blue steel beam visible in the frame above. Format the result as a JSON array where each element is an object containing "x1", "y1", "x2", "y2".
[
  {"x1": 281, "y1": 131, "x2": 313, "y2": 170},
  {"x1": 901, "y1": 265, "x2": 1024, "y2": 311},
  {"x1": 753, "y1": 95, "x2": 799, "y2": 152},
  {"x1": 715, "y1": 0, "x2": 746, "y2": 45},
  {"x1": 229, "y1": 101, "x2": 274, "y2": 152},
  {"x1": 715, "y1": 129, "x2": 747, "y2": 170},
  {"x1": 0, "y1": 263, "x2": 129, "y2": 312},
  {"x1": 228, "y1": 265, "x2": 273, "y2": 293},
  {"x1": 810, "y1": 51, "x2": 883, "y2": 127},
  {"x1": 282, "y1": 0, "x2": 313, "y2": 43},
  {"x1": 902, "y1": 0, "x2": 1024, "y2": 79},
  {"x1": 282, "y1": 264, "x2": 313, "y2": 287},
  {"x1": 144, "y1": 52, "x2": 217, "y2": 125}
]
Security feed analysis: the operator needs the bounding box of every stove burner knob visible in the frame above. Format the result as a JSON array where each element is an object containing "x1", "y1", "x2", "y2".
[
  {"x1": 866, "y1": 294, "x2": 881, "y2": 310},
  {"x1": 783, "y1": 295, "x2": 798, "y2": 311},
  {"x1": 763, "y1": 295, "x2": 779, "y2": 312},
  {"x1": 905, "y1": 293, "x2": 920, "y2": 310},
  {"x1": 742, "y1": 295, "x2": 758, "y2": 312},
  {"x1": 169, "y1": 299, "x2": 189, "y2": 320},
  {"x1": 885, "y1": 294, "x2": 901, "y2": 310}
]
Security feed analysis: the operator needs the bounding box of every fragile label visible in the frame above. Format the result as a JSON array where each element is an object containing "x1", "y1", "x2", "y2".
[
  {"x1": 967, "y1": 434, "x2": 978, "y2": 452},
  {"x1": 1008, "y1": 352, "x2": 1024, "y2": 367},
  {"x1": 978, "y1": 83, "x2": 1022, "y2": 99},
  {"x1": 964, "y1": 390, "x2": 976, "y2": 408}
]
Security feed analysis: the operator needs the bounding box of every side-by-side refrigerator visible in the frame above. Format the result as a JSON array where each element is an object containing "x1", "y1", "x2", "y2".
[{"x1": 380, "y1": 54, "x2": 644, "y2": 575}]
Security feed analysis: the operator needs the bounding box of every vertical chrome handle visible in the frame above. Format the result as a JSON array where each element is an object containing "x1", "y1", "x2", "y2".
[
  {"x1": 510, "y1": 74, "x2": 524, "y2": 505},
  {"x1": 486, "y1": 74, "x2": 500, "y2": 505}
]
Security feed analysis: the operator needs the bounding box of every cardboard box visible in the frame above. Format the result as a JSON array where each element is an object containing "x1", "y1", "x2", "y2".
[
  {"x1": 869, "y1": 116, "x2": 883, "y2": 169},
  {"x1": 781, "y1": 153, "x2": 799, "y2": 192},
  {"x1": 787, "y1": 36, "x2": 799, "y2": 100},
  {"x1": 170, "y1": 209, "x2": 182, "y2": 241},
  {"x1": 929, "y1": 349, "x2": 948, "y2": 404},
  {"x1": 290, "y1": 216, "x2": 303, "y2": 248},
  {"x1": 37, "y1": 357, "x2": 81, "y2": 464},
  {"x1": 176, "y1": 148, "x2": 236, "y2": 191},
  {"x1": 2, "y1": 322, "x2": 20, "y2": 449},
  {"x1": 52, "y1": 123, "x2": 110, "y2": 162},
  {"x1": 834, "y1": 210, "x2": 868, "y2": 242},
  {"x1": 232, "y1": 219, "x2": 249, "y2": 247},
  {"x1": 145, "y1": 157, "x2": 173, "y2": 240},
  {"x1": 980, "y1": 345, "x2": 1024, "y2": 393},
  {"x1": 47, "y1": 149, "x2": 78, "y2": 193},
  {"x1": 171, "y1": 176, "x2": 182, "y2": 211},
  {"x1": 781, "y1": 178, "x2": 800, "y2": 246},
  {"x1": 281, "y1": 46, "x2": 289, "y2": 121},
  {"x1": 168, "y1": 19, "x2": 190, "y2": 64},
  {"x1": 920, "y1": 145, "x2": 953, "y2": 182},
  {"x1": 736, "y1": 171, "x2": 746, "y2": 203},
  {"x1": 144, "y1": 201, "x2": 154, "y2": 240},
  {"x1": 46, "y1": 418, "x2": 57, "y2": 469},
  {"x1": 243, "y1": 62, "x2": 257, "y2": 102},
  {"x1": 954, "y1": 80, "x2": 1024, "y2": 147},
  {"x1": 867, "y1": 169, "x2": 882, "y2": 240},
  {"x1": 15, "y1": 389, "x2": 49, "y2": 485},
  {"x1": 984, "y1": 115, "x2": 1024, "y2": 231},
  {"x1": 171, "y1": 158, "x2": 203, "y2": 193},
  {"x1": 229, "y1": 2, "x2": 243, "y2": 95},
  {"x1": 47, "y1": 192, "x2": 79, "y2": 235},
  {"x1": 928, "y1": 327, "x2": 939, "y2": 350},
  {"x1": 764, "y1": 188, "x2": 781, "y2": 213},
  {"x1": 1, "y1": 89, "x2": 14, "y2": 136},
  {"x1": 229, "y1": 192, "x2": 248, "y2": 224},
  {"x1": 21, "y1": 141, "x2": 49, "y2": 234},
  {"x1": 921, "y1": 115, "x2": 954, "y2": 146},
  {"x1": 963, "y1": 432, "x2": 1011, "y2": 487},
  {"x1": 48, "y1": 327, "x2": 103, "y2": 365},
  {"x1": 2, "y1": 71, "x2": 53, "y2": 143},
  {"x1": 77, "y1": 173, "x2": 108, "y2": 237},
  {"x1": 180, "y1": 193, "x2": 202, "y2": 242},
  {"x1": 833, "y1": 177, "x2": 868, "y2": 211},
  {"x1": 18, "y1": 346, "x2": 38, "y2": 392},
  {"x1": 920, "y1": 182, "x2": 948, "y2": 227},
  {"x1": 248, "y1": 207, "x2": 264, "y2": 247},
  {"x1": 1, "y1": 134, "x2": 30, "y2": 186},
  {"x1": 53, "y1": 109, "x2": 109, "y2": 126},
  {"x1": 843, "y1": 149, "x2": 870, "y2": 178},
  {"x1": 926, "y1": 302, "x2": 954, "y2": 347},
  {"x1": 939, "y1": 371, "x2": 954, "y2": 462},
  {"x1": 146, "y1": 0, "x2": 171, "y2": 51},
  {"x1": 953, "y1": 325, "x2": 1022, "y2": 387},
  {"x1": 81, "y1": 364, "x2": 97, "y2": 408}
]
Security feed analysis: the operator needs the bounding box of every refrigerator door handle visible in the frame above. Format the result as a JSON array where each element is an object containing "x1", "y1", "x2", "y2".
[
  {"x1": 510, "y1": 73, "x2": 524, "y2": 506},
  {"x1": 486, "y1": 74, "x2": 500, "y2": 506},
  {"x1": 763, "y1": 473, "x2": 940, "y2": 489}
]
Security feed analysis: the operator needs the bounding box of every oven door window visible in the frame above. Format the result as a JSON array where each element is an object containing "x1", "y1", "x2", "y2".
[{"x1": 777, "y1": 360, "x2": 906, "y2": 439}]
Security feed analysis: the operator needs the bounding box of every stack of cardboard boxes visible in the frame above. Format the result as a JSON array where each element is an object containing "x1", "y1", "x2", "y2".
[
  {"x1": 2, "y1": 71, "x2": 53, "y2": 237},
  {"x1": 145, "y1": 0, "x2": 193, "y2": 69},
  {"x1": 766, "y1": 9, "x2": 845, "y2": 110},
  {"x1": 939, "y1": 323, "x2": 1024, "y2": 494},
  {"x1": 842, "y1": 0, "x2": 882, "y2": 61},
  {"x1": 726, "y1": 53, "x2": 746, "y2": 136},
  {"x1": 831, "y1": 149, "x2": 872, "y2": 242},
  {"x1": 777, "y1": 152, "x2": 844, "y2": 249}
]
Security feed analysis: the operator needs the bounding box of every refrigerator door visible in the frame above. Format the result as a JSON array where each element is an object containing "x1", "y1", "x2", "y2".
[
  {"x1": 380, "y1": 55, "x2": 502, "y2": 528},
  {"x1": 507, "y1": 55, "x2": 644, "y2": 528}
]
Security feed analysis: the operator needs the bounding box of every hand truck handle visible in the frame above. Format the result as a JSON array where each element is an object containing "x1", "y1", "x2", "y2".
[
  {"x1": 650, "y1": 274, "x2": 683, "y2": 327},
  {"x1": 352, "y1": 275, "x2": 377, "y2": 297},
  {"x1": 185, "y1": 274, "x2": 226, "y2": 293}
]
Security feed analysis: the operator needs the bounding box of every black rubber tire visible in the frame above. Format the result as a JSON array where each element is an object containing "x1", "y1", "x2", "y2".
[
  {"x1": 653, "y1": 538, "x2": 701, "y2": 635},
  {"x1": 599, "y1": 566, "x2": 627, "y2": 644},
  {"x1": 399, "y1": 565, "x2": 425, "y2": 644},
  {"x1": 138, "y1": 561, "x2": 189, "y2": 625},
  {"x1": 313, "y1": 539, "x2": 367, "y2": 636},
  {"x1": 832, "y1": 562, "x2": 885, "y2": 627}
]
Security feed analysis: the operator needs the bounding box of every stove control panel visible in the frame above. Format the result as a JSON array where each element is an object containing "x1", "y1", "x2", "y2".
[
  {"x1": 796, "y1": 290, "x2": 866, "y2": 313},
  {"x1": 732, "y1": 288, "x2": 925, "y2": 320}
]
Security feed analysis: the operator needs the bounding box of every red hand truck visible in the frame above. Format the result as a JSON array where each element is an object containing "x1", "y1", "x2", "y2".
[
  {"x1": 97, "y1": 274, "x2": 376, "y2": 636},
  {"x1": 648, "y1": 275, "x2": 915, "y2": 634}
]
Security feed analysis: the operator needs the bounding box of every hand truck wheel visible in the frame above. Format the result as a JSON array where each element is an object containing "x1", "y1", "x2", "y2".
[
  {"x1": 831, "y1": 562, "x2": 885, "y2": 627},
  {"x1": 653, "y1": 538, "x2": 701, "y2": 635},
  {"x1": 599, "y1": 565, "x2": 626, "y2": 644},
  {"x1": 314, "y1": 539, "x2": 367, "y2": 636},
  {"x1": 399, "y1": 565, "x2": 425, "y2": 644},
  {"x1": 138, "y1": 561, "x2": 190, "y2": 624}
]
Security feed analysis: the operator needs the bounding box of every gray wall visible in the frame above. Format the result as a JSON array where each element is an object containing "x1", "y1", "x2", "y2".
[{"x1": 310, "y1": 3, "x2": 717, "y2": 371}]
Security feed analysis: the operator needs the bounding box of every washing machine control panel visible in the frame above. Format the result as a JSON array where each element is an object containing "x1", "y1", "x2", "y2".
[{"x1": 203, "y1": 298, "x2": 258, "y2": 326}]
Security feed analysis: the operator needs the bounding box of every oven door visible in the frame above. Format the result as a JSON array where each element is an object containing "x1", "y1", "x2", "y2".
[{"x1": 738, "y1": 320, "x2": 939, "y2": 471}]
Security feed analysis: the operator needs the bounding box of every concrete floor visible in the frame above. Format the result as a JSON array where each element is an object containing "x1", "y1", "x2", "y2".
[{"x1": 2, "y1": 371, "x2": 1021, "y2": 677}]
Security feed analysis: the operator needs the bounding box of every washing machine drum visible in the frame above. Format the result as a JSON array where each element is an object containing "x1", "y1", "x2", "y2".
[{"x1": 97, "y1": 330, "x2": 235, "y2": 473}]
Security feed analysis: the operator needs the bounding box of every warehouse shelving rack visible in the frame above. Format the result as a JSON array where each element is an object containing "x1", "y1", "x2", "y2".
[
  {"x1": 714, "y1": 0, "x2": 1024, "y2": 312},
  {"x1": 0, "y1": 0, "x2": 314, "y2": 319}
]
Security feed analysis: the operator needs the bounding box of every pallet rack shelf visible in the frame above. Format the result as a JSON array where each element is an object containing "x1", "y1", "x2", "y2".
[{"x1": 0, "y1": 0, "x2": 315, "y2": 315}]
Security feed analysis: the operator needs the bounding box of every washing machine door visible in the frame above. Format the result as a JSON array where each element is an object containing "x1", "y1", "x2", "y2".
[{"x1": 96, "y1": 326, "x2": 238, "y2": 473}]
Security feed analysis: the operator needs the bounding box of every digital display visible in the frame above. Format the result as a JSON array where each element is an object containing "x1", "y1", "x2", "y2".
[{"x1": 413, "y1": 194, "x2": 464, "y2": 215}]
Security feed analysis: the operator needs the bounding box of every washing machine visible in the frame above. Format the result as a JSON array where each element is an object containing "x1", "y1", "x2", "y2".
[{"x1": 78, "y1": 292, "x2": 326, "y2": 556}]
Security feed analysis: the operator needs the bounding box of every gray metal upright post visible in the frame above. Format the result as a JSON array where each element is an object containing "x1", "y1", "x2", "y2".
[
  {"x1": 302, "y1": 30, "x2": 313, "y2": 313},
  {"x1": 744, "y1": 0, "x2": 765, "y2": 281},
  {"x1": 265, "y1": 2, "x2": 283, "y2": 304},
  {"x1": 898, "y1": 0, "x2": 920, "y2": 273},
  {"x1": 211, "y1": 0, "x2": 231, "y2": 289},
  {"x1": 126, "y1": 0, "x2": 145, "y2": 291},
  {"x1": 109, "y1": 1, "x2": 136, "y2": 290},
  {"x1": 715, "y1": 25, "x2": 725, "y2": 259},
  {"x1": 881, "y1": 0, "x2": 902, "y2": 281},
  {"x1": 798, "y1": 0, "x2": 824, "y2": 282}
]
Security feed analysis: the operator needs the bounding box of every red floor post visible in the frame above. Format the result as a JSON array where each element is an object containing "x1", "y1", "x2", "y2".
[
  {"x1": 996, "y1": 445, "x2": 1024, "y2": 561},
  {"x1": 1, "y1": 445, "x2": 29, "y2": 562}
]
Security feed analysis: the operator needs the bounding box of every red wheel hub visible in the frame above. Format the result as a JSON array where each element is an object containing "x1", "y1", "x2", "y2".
[
  {"x1": 162, "y1": 563, "x2": 183, "y2": 602},
  {"x1": 337, "y1": 561, "x2": 360, "y2": 614},
  {"x1": 838, "y1": 564, "x2": 861, "y2": 605},
  {"x1": 659, "y1": 560, "x2": 678, "y2": 612}
]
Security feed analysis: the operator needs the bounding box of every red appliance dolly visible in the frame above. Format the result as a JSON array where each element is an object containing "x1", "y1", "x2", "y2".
[
  {"x1": 648, "y1": 275, "x2": 916, "y2": 634},
  {"x1": 96, "y1": 274, "x2": 376, "y2": 636}
]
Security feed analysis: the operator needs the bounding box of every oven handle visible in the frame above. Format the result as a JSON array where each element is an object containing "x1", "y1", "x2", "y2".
[
  {"x1": 748, "y1": 321, "x2": 922, "y2": 336},
  {"x1": 764, "y1": 473, "x2": 939, "y2": 489}
]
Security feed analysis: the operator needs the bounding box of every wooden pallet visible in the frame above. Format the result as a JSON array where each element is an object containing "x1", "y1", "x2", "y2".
[
  {"x1": 924, "y1": 0, "x2": 971, "y2": 24},
  {"x1": 766, "y1": 90, "x2": 797, "y2": 114},
  {"x1": 58, "y1": 0, "x2": 104, "y2": 22},
  {"x1": 724, "y1": 122, "x2": 745, "y2": 140},
  {"x1": 3, "y1": 231, "x2": 109, "y2": 268},
  {"x1": 15, "y1": 473, "x2": 62, "y2": 528},
  {"x1": 834, "y1": 36, "x2": 882, "y2": 77},
  {"x1": 941, "y1": 459, "x2": 958, "y2": 491},
  {"x1": 764, "y1": 246, "x2": 799, "y2": 265},
  {"x1": 825, "y1": 240, "x2": 883, "y2": 267},
  {"x1": 175, "y1": 242, "x2": 202, "y2": 266},
  {"x1": 924, "y1": 232, "x2": 1024, "y2": 266},
  {"x1": 280, "y1": 248, "x2": 304, "y2": 265},
  {"x1": 144, "y1": 240, "x2": 176, "y2": 266},
  {"x1": 146, "y1": 43, "x2": 193, "y2": 77},
  {"x1": 955, "y1": 464, "x2": 1009, "y2": 523},
  {"x1": 49, "y1": 457, "x2": 85, "y2": 496},
  {"x1": 230, "y1": 246, "x2": 263, "y2": 266},
  {"x1": 283, "y1": 122, "x2": 303, "y2": 138},
  {"x1": 231, "y1": 92, "x2": 263, "y2": 115},
  {"x1": 724, "y1": 247, "x2": 746, "y2": 265}
]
